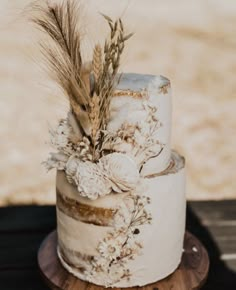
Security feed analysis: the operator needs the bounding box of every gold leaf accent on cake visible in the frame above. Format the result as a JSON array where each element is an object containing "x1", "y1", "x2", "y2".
[
  {"x1": 56, "y1": 189, "x2": 117, "y2": 226},
  {"x1": 113, "y1": 89, "x2": 148, "y2": 99},
  {"x1": 145, "y1": 151, "x2": 185, "y2": 179},
  {"x1": 158, "y1": 82, "x2": 171, "y2": 94}
]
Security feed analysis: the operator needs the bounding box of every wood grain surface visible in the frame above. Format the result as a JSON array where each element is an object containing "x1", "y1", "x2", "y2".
[{"x1": 38, "y1": 231, "x2": 209, "y2": 290}]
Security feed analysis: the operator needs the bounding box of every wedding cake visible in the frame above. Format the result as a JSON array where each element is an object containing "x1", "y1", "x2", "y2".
[{"x1": 34, "y1": 1, "x2": 186, "y2": 287}]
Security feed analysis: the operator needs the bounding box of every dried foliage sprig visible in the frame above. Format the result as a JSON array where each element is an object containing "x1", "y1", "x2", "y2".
[
  {"x1": 96, "y1": 16, "x2": 134, "y2": 130},
  {"x1": 31, "y1": 1, "x2": 132, "y2": 161},
  {"x1": 90, "y1": 16, "x2": 133, "y2": 159}
]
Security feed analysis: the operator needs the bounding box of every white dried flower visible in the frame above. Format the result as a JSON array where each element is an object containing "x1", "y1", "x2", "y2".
[
  {"x1": 64, "y1": 152, "x2": 140, "y2": 200},
  {"x1": 50, "y1": 120, "x2": 72, "y2": 149},
  {"x1": 44, "y1": 152, "x2": 68, "y2": 171},
  {"x1": 98, "y1": 239, "x2": 122, "y2": 261},
  {"x1": 99, "y1": 153, "x2": 139, "y2": 193},
  {"x1": 75, "y1": 161, "x2": 112, "y2": 200},
  {"x1": 76, "y1": 137, "x2": 92, "y2": 161},
  {"x1": 113, "y1": 201, "x2": 132, "y2": 229},
  {"x1": 65, "y1": 155, "x2": 80, "y2": 179}
]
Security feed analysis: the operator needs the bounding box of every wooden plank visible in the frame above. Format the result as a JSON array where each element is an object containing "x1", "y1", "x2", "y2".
[
  {"x1": 187, "y1": 202, "x2": 236, "y2": 290},
  {"x1": 0, "y1": 206, "x2": 56, "y2": 232},
  {"x1": 187, "y1": 202, "x2": 236, "y2": 258},
  {"x1": 189, "y1": 201, "x2": 236, "y2": 225},
  {"x1": 0, "y1": 269, "x2": 49, "y2": 290},
  {"x1": 0, "y1": 232, "x2": 50, "y2": 269},
  {"x1": 207, "y1": 225, "x2": 236, "y2": 239},
  {"x1": 189, "y1": 200, "x2": 236, "y2": 212},
  {"x1": 223, "y1": 259, "x2": 236, "y2": 272},
  {"x1": 217, "y1": 238, "x2": 236, "y2": 256}
]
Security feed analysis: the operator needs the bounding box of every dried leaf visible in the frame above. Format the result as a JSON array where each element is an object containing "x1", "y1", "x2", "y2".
[
  {"x1": 100, "y1": 13, "x2": 113, "y2": 23},
  {"x1": 123, "y1": 33, "x2": 134, "y2": 42}
]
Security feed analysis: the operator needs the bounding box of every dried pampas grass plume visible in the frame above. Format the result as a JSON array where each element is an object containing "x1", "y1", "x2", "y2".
[{"x1": 31, "y1": 0, "x2": 91, "y2": 134}]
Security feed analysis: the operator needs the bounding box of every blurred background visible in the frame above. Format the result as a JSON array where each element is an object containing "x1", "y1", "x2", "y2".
[{"x1": 0, "y1": 0, "x2": 235, "y2": 205}]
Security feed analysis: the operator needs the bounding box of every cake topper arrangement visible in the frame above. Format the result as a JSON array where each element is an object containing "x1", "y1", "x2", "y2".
[{"x1": 32, "y1": 0, "x2": 164, "y2": 201}]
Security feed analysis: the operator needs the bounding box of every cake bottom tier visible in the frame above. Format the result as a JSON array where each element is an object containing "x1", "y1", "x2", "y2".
[{"x1": 56, "y1": 151, "x2": 186, "y2": 288}]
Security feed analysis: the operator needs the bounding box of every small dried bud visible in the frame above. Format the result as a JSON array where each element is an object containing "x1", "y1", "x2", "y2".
[{"x1": 133, "y1": 228, "x2": 140, "y2": 235}]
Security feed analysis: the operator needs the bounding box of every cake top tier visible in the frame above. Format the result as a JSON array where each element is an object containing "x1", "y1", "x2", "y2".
[{"x1": 44, "y1": 72, "x2": 173, "y2": 199}]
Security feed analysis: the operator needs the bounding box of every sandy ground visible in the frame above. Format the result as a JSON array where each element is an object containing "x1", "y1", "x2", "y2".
[{"x1": 0, "y1": 0, "x2": 235, "y2": 205}]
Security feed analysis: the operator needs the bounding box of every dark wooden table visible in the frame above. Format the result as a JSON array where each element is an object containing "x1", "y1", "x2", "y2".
[{"x1": 0, "y1": 201, "x2": 236, "y2": 289}]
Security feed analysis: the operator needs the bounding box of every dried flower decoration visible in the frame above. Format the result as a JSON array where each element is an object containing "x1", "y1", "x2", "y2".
[
  {"x1": 64, "y1": 152, "x2": 140, "y2": 200},
  {"x1": 101, "y1": 99, "x2": 164, "y2": 171},
  {"x1": 86, "y1": 194, "x2": 152, "y2": 286},
  {"x1": 31, "y1": 0, "x2": 133, "y2": 162},
  {"x1": 34, "y1": 1, "x2": 163, "y2": 211}
]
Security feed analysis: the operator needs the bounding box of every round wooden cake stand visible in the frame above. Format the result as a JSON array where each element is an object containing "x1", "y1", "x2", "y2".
[{"x1": 38, "y1": 231, "x2": 209, "y2": 290}]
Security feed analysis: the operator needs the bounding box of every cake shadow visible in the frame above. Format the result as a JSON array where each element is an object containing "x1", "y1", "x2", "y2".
[{"x1": 186, "y1": 204, "x2": 236, "y2": 290}]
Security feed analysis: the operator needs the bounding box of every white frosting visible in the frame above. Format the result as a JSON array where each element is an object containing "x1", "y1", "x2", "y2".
[
  {"x1": 57, "y1": 209, "x2": 111, "y2": 256},
  {"x1": 56, "y1": 151, "x2": 186, "y2": 287},
  {"x1": 109, "y1": 73, "x2": 172, "y2": 175}
]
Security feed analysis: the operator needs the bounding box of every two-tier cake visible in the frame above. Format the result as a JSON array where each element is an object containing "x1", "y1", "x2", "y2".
[
  {"x1": 35, "y1": 1, "x2": 186, "y2": 288},
  {"x1": 55, "y1": 73, "x2": 186, "y2": 288}
]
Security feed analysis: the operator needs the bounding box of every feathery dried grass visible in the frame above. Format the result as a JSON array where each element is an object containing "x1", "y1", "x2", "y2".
[{"x1": 31, "y1": 0, "x2": 91, "y2": 133}]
